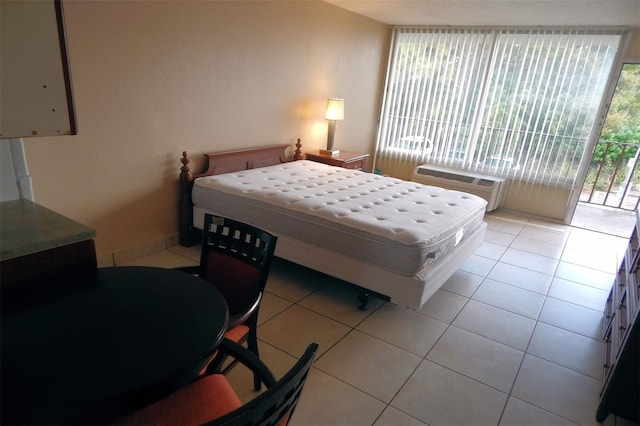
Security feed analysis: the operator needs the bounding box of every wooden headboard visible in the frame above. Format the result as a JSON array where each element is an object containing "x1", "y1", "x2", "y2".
[{"x1": 178, "y1": 140, "x2": 301, "y2": 246}]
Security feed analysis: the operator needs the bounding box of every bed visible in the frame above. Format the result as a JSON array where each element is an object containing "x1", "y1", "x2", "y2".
[{"x1": 178, "y1": 142, "x2": 487, "y2": 310}]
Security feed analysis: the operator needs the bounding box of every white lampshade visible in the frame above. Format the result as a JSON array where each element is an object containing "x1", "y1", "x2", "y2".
[{"x1": 325, "y1": 98, "x2": 344, "y2": 121}]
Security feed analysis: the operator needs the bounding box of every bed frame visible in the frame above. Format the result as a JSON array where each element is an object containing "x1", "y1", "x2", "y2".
[
  {"x1": 178, "y1": 140, "x2": 486, "y2": 310},
  {"x1": 179, "y1": 142, "x2": 301, "y2": 247}
]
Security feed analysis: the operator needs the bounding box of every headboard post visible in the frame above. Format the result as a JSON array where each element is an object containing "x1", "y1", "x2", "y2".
[
  {"x1": 179, "y1": 151, "x2": 197, "y2": 246},
  {"x1": 294, "y1": 138, "x2": 302, "y2": 160},
  {"x1": 178, "y1": 142, "x2": 300, "y2": 247}
]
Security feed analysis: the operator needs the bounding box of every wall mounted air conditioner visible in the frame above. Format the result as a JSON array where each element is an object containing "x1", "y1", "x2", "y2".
[{"x1": 412, "y1": 164, "x2": 508, "y2": 211}]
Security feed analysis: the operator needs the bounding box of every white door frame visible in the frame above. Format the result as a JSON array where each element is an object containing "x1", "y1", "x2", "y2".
[{"x1": 564, "y1": 34, "x2": 638, "y2": 224}]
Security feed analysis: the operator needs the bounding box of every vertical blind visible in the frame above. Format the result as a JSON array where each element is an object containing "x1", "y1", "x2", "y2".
[{"x1": 376, "y1": 27, "x2": 625, "y2": 189}]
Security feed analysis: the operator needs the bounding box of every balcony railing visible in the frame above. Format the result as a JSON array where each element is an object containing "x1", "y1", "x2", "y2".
[{"x1": 581, "y1": 140, "x2": 640, "y2": 211}]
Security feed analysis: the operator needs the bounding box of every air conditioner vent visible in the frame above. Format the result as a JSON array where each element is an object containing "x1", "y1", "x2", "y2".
[
  {"x1": 412, "y1": 164, "x2": 508, "y2": 211},
  {"x1": 477, "y1": 179, "x2": 497, "y2": 187},
  {"x1": 416, "y1": 168, "x2": 476, "y2": 184}
]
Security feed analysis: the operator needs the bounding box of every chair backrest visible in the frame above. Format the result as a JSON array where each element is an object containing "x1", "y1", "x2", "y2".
[
  {"x1": 200, "y1": 215, "x2": 277, "y2": 321},
  {"x1": 207, "y1": 342, "x2": 318, "y2": 426}
]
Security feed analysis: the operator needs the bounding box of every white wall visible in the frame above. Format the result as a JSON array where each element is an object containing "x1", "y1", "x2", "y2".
[
  {"x1": 10, "y1": 0, "x2": 638, "y2": 256},
  {"x1": 21, "y1": 1, "x2": 389, "y2": 256}
]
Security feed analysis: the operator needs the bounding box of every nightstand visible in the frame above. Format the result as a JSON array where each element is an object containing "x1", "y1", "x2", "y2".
[{"x1": 305, "y1": 150, "x2": 370, "y2": 171}]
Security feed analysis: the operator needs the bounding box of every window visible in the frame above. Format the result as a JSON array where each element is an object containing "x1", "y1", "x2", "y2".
[{"x1": 376, "y1": 27, "x2": 626, "y2": 188}]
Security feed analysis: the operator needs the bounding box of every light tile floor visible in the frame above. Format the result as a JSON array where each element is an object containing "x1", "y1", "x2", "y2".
[{"x1": 122, "y1": 211, "x2": 639, "y2": 426}]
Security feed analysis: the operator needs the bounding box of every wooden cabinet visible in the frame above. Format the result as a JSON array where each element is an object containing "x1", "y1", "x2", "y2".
[
  {"x1": 0, "y1": 199, "x2": 97, "y2": 298},
  {"x1": 1, "y1": 0, "x2": 77, "y2": 138},
  {"x1": 305, "y1": 150, "x2": 370, "y2": 171},
  {"x1": 596, "y1": 210, "x2": 640, "y2": 423}
]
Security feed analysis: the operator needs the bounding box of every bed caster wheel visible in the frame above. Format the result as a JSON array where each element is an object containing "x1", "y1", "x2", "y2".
[
  {"x1": 358, "y1": 291, "x2": 369, "y2": 310},
  {"x1": 596, "y1": 407, "x2": 609, "y2": 423}
]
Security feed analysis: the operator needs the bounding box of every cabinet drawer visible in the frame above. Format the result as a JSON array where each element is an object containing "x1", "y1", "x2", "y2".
[
  {"x1": 602, "y1": 324, "x2": 614, "y2": 388},
  {"x1": 633, "y1": 256, "x2": 640, "y2": 309},
  {"x1": 344, "y1": 159, "x2": 366, "y2": 170},
  {"x1": 604, "y1": 288, "x2": 615, "y2": 335},
  {"x1": 615, "y1": 290, "x2": 630, "y2": 355},
  {"x1": 617, "y1": 257, "x2": 628, "y2": 295},
  {"x1": 629, "y1": 227, "x2": 639, "y2": 262}
]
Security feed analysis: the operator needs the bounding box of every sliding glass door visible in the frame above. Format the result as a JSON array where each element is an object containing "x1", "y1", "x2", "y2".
[{"x1": 576, "y1": 62, "x2": 640, "y2": 211}]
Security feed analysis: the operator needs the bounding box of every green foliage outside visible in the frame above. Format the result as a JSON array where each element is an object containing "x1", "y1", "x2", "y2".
[{"x1": 585, "y1": 64, "x2": 640, "y2": 193}]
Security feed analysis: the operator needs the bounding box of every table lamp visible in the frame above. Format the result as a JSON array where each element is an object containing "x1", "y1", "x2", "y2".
[{"x1": 321, "y1": 98, "x2": 344, "y2": 156}]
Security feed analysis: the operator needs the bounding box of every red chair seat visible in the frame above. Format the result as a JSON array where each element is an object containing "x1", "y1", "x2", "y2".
[
  {"x1": 121, "y1": 375, "x2": 241, "y2": 426},
  {"x1": 224, "y1": 324, "x2": 249, "y2": 343},
  {"x1": 122, "y1": 340, "x2": 317, "y2": 426}
]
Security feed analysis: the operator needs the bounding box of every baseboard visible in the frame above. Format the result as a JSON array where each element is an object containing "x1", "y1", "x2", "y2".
[{"x1": 97, "y1": 233, "x2": 181, "y2": 267}]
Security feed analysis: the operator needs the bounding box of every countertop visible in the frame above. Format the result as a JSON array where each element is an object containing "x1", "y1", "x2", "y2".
[{"x1": 0, "y1": 199, "x2": 96, "y2": 261}]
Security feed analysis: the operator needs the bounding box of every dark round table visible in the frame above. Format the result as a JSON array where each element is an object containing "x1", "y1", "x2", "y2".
[{"x1": 1, "y1": 266, "x2": 228, "y2": 425}]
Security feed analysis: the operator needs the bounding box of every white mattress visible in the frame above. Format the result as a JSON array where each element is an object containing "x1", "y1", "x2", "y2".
[{"x1": 192, "y1": 160, "x2": 487, "y2": 276}]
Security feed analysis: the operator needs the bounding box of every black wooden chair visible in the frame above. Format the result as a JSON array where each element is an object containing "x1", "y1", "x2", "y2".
[
  {"x1": 121, "y1": 340, "x2": 318, "y2": 426},
  {"x1": 177, "y1": 214, "x2": 278, "y2": 390}
]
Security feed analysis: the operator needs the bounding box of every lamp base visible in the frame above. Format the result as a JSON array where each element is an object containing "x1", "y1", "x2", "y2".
[{"x1": 319, "y1": 149, "x2": 340, "y2": 156}]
